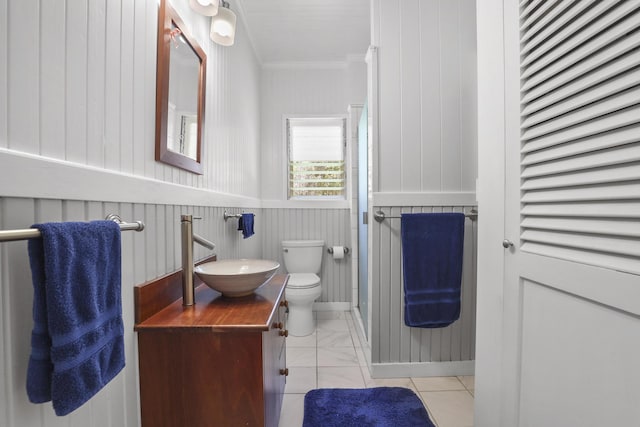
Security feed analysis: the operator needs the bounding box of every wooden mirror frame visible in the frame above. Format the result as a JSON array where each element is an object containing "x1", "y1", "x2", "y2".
[{"x1": 155, "y1": 0, "x2": 206, "y2": 174}]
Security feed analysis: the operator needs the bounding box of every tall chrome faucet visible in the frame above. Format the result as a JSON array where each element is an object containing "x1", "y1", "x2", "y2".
[{"x1": 181, "y1": 214, "x2": 216, "y2": 306}]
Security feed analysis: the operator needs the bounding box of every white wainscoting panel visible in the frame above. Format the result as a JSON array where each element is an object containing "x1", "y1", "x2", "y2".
[
  {"x1": 371, "y1": 205, "x2": 477, "y2": 365},
  {"x1": 372, "y1": 0, "x2": 477, "y2": 193},
  {"x1": 259, "y1": 65, "x2": 366, "y2": 201},
  {"x1": 261, "y1": 208, "x2": 352, "y2": 303},
  {"x1": 0, "y1": 0, "x2": 261, "y2": 199},
  {"x1": 0, "y1": 197, "x2": 261, "y2": 427}
]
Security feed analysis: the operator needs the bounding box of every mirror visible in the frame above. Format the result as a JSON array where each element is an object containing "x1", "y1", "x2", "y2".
[{"x1": 156, "y1": 0, "x2": 206, "y2": 174}]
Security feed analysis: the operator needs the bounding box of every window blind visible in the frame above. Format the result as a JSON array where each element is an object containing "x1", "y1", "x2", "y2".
[{"x1": 287, "y1": 118, "x2": 346, "y2": 198}]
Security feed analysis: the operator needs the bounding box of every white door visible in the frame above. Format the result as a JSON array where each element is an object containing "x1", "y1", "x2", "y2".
[{"x1": 499, "y1": 2, "x2": 640, "y2": 426}]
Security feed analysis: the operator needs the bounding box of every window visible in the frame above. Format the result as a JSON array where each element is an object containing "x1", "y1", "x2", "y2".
[{"x1": 287, "y1": 117, "x2": 346, "y2": 199}]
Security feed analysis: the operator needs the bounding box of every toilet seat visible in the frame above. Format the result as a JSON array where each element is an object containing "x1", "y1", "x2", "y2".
[{"x1": 287, "y1": 273, "x2": 320, "y2": 289}]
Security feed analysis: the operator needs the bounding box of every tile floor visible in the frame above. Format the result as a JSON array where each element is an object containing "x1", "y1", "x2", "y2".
[{"x1": 278, "y1": 311, "x2": 475, "y2": 427}]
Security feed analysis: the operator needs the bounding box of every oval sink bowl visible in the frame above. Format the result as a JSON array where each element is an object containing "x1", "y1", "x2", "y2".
[{"x1": 194, "y1": 259, "x2": 280, "y2": 297}]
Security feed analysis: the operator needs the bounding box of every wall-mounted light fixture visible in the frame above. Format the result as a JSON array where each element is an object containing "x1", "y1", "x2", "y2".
[
  {"x1": 210, "y1": 0, "x2": 236, "y2": 46},
  {"x1": 189, "y1": 0, "x2": 219, "y2": 16}
]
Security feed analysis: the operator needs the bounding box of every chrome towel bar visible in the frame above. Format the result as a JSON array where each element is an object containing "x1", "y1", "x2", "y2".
[
  {"x1": 223, "y1": 210, "x2": 257, "y2": 221},
  {"x1": 373, "y1": 208, "x2": 478, "y2": 223},
  {"x1": 0, "y1": 214, "x2": 145, "y2": 243}
]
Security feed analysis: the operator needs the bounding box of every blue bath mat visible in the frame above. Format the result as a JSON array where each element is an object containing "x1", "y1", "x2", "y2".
[{"x1": 303, "y1": 387, "x2": 435, "y2": 427}]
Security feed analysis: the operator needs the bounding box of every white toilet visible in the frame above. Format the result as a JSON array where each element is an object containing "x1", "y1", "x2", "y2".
[{"x1": 282, "y1": 240, "x2": 324, "y2": 336}]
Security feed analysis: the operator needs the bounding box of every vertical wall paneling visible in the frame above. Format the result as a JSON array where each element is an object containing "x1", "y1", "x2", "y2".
[
  {"x1": 348, "y1": 105, "x2": 363, "y2": 307},
  {"x1": 8, "y1": 0, "x2": 39, "y2": 154},
  {"x1": 459, "y1": 0, "x2": 478, "y2": 191},
  {"x1": 39, "y1": 0, "x2": 66, "y2": 158},
  {"x1": 66, "y1": 0, "x2": 89, "y2": 163},
  {"x1": 119, "y1": 0, "x2": 134, "y2": 175},
  {"x1": 258, "y1": 63, "x2": 362, "y2": 305},
  {"x1": 377, "y1": 0, "x2": 402, "y2": 191},
  {"x1": 371, "y1": 205, "x2": 477, "y2": 365},
  {"x1": 0, "y1": 198, "x2": 261, "y2": 426},
  {"x1": 419, "y1": 1, "x2": 442, "y2": 191},
  {"x1": 369, "y1": 0, "x2": 478, "y2": 373},
  {"x1": 261, "y1": 208, "x2": 351, "y2": 304},
  {"x1": 3, "y1": 0, "x2": 261, "y2": 197},
  {"x1": 439, "y1": 0, "x2": 462, "y2": 191},
  {"x1": 131, "y1": 0, "x2": 146, "y2": 177},
  {"x1": 0, "y1": 0, "x2": 7, "y2": 149},
  {"x1": 375, "y1": 0, "x2": 477, "y2": 193},
  {"x1": 260, "y1": 65, "x2": 366, "y2": 200},
  {"x1": 143, "y1": 0, "x2": 158, "y2": 180},
  {"x1": 117, "y1": 201, "x2": 137, "y2": 427},
  {"x1": 0, "y1": 2, "x2": 264, "y2": 424},
  {"x1": 0, "y1": 201, "x2": 6, "y2": 427},
  {"x1": 400, "y1": 0, "x2": 422, "y2": 191},
  {"x1": 105, "y1": 0, "x2": 122, "y2": 171},
  {"x1": 87, "y1": 0, "x2": 107, "y2": 169}
]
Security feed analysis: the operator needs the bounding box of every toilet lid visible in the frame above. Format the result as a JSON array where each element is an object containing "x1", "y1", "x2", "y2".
[{"x1": 287, "y1": 273, "x2": 320, "y2": 289}]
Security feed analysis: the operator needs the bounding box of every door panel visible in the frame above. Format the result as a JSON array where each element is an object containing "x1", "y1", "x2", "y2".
[
  {"x1": 501, "y1": 1, "x2": 640, "y2": 426},
  {"x1": 519, "y1": 280, "x2": 640, "y2": 426}
]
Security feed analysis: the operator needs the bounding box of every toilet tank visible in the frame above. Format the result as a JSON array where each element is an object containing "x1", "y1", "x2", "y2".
[{"x1": 282, "y1": 240, "x2": 324, "y2": 274}]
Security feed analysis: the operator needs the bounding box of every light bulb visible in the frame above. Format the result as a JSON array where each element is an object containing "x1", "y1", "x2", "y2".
[
  {"x1": 197, "y1": 0, "x2": 210, "y2": 6},
  {"x1": 213, "y1": 20, "x2": 233, "y2": 37}
]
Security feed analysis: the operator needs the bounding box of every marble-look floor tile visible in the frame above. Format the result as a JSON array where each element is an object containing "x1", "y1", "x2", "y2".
[
  {"x1": 316, "y1": 318, "x2": 350, "y2": 332},
  {"x1": 412, "y1": 376, "x2": 466, "y2": 392},
  {"x1": 278, "y1": 393, "x2": 305, "y2": 427},
  {"x1": 317, "y1": 347, "x2": 359, "y2": 367},
  {"x1": 285, "y1": 367, "x2": 317, "y2": 394},
  {"x1": 286, "y1": 347, "x2": 316, "y2": 367},
  {"x1": 316, "y1": 311, "x2": 347, "y2": 320},
  {"x1": 318, "y1": 366, "x2": 365, "y2": 388},
  {"x1": 317, "y1": 329, "x2": 353, "y2": 347},
  {"x1": 287, "y1": 332, "x2": 317, "y2": 348},
  {"x1": 363, "y1": 375, "x2": 418, "y2": 392},
  {"x1": 280, "y1": 311, "x2": 474, "y2": 427},
  {"x1": 457, "y1": 375, "x2": 475, "y2": 392},
  {"x1": 420, "y1": 390, "x2": 474, "y2": 427}
]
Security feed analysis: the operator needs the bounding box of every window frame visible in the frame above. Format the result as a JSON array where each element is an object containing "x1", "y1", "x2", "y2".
[{"x1": 284, "y1": 114, "x2": 348, "y2": 201}]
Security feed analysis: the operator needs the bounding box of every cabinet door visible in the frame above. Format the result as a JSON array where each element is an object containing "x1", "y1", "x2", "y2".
[{"x1": 263, "y1": 298, "x2": 288, "y2": 427}]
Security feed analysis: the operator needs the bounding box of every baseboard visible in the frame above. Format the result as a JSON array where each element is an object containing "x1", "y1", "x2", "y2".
[
  {"x1": 350, "y1": 308, "x2": 372, "y2": 370},
  {"x1": 370, "y1": 361, "x2": 475, "y2": 378},
  {"x1": 313, "y1": 302, "x2": 351, "y2": 311}
]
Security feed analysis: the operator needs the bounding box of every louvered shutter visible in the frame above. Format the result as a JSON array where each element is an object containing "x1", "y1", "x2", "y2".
[{"x1": 520, "y1": 1, "x2": 640, "y2": 275}]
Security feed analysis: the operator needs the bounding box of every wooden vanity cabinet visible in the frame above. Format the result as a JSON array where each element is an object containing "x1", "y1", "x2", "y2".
[{"x1": 135, "y1": 276, "x2": 288, "y2": 427}]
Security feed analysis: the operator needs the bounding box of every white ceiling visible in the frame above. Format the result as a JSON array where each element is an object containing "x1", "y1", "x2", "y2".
[{"x1": 234, "y1": 0, "x2": 370, "y2": 64}]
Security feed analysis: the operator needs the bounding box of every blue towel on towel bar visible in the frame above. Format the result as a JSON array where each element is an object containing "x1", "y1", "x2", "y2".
[
  {"x1": 237, "y1": 213, "x2": 255, "y2": 239},
  {"x1": 27, "y1": 220, "x2": 125, "y2": 416},
  {"x1": 400, "y1": 213, "x2": 465, "y2": 328}
]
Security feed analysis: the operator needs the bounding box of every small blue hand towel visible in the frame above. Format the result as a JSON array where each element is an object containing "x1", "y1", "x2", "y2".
[
  {"x1": 400, "y1": 213, "x2": 465, "y2": 328},
  {"x1": 238, "y1": 213, "x2": 255, "y2": 239},
  {"x1": 27, "y1": 220, "x2": 125, "y2": 416}
]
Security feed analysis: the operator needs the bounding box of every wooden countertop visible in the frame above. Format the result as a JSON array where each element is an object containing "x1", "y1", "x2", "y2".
[{"x1": 135, "y1": 274, "x2": 288, "y2": 333}]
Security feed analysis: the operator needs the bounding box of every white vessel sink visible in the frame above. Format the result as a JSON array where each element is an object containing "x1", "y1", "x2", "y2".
[{"x1": 194, "y1": 259, "x2": 280, "y2": 297}]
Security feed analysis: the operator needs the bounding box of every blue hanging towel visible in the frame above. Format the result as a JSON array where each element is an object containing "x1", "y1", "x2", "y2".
[
  {"x1": 400, "y1": 213, "x2": 465, "y2": 328},
  {"x1": 26, "y1": 220, "x2": 125, "y2": 416},
  {"x1": 237, "y1": 213, "x2": 255, "y2": 239}
]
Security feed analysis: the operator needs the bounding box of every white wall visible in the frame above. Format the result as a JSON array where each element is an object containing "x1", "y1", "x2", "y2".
[
  {"x1": 372, "y1": 0, "x2": 477, "y2": 193},
  {"x1": 261, "y1": 208, "x2": 351, "y2": 304},
  {"x1": 0, "y1": 0, "x2": 261, "y2": 198},
  {"x1": 368, "y1": 0, "x2": 478, "y2": 371},
  {"x1": 259, "y1": 62, "x2": 367, "y2": 304},
  {"x1": 0, "y1": 0, "x2": 262, "y2": 425},
  {"x1": 260, "y1": 64, "x2": 366, "y2": 201}
]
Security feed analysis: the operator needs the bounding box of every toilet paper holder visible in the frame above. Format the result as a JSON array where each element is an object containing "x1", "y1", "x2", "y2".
[{"x1": 327, "y1": 246, "x2": 350, "y2": 255}]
